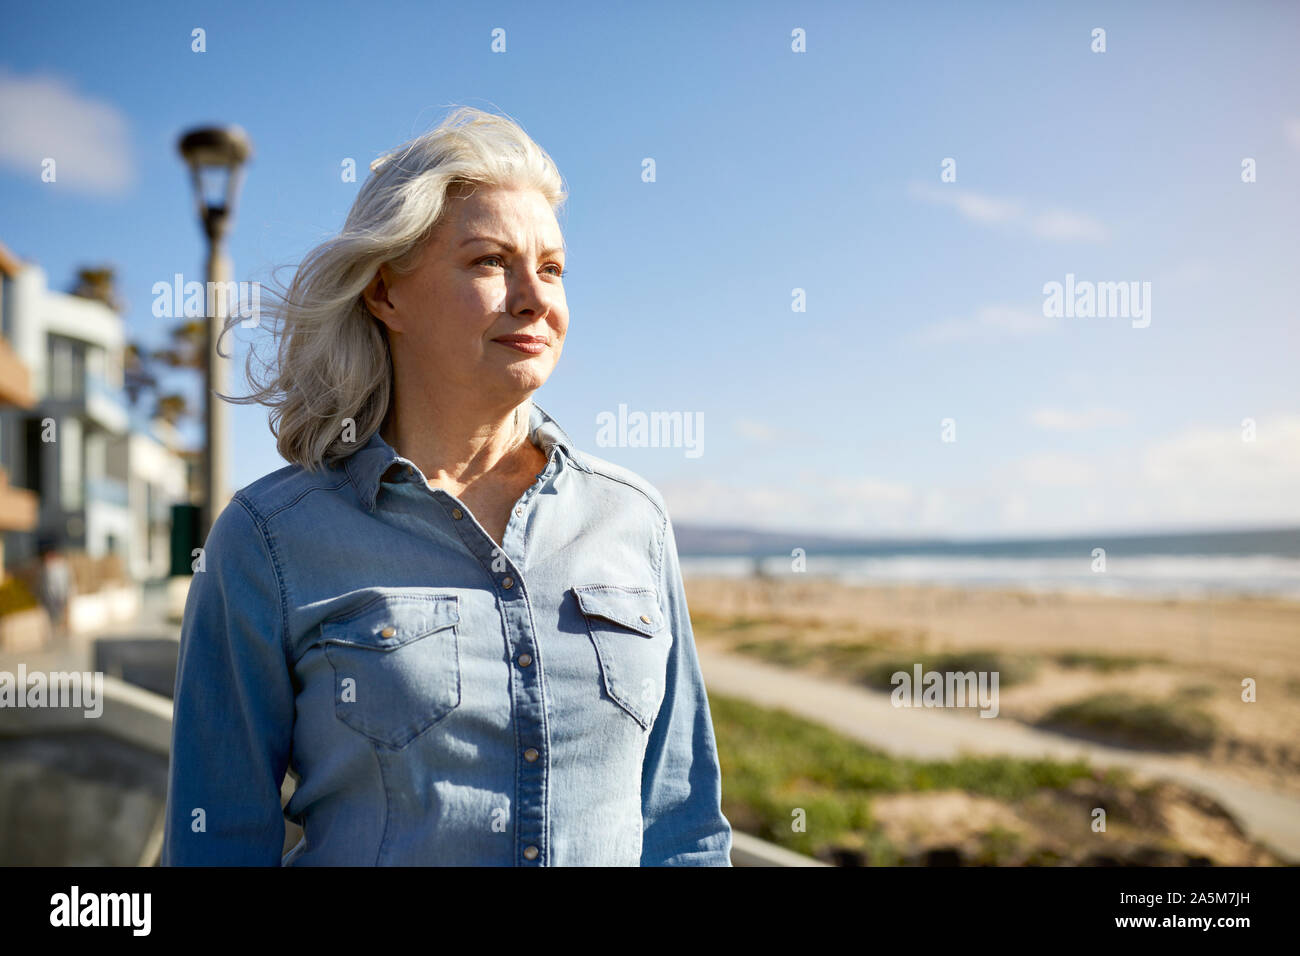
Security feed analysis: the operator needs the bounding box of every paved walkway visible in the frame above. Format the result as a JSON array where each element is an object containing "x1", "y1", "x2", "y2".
[
  {"x1": 0, "y1": 582, "x2": 178, "y2": 682},
  {"x1": 698, "y1": 646, "x2": 1300, "y2": 863}
]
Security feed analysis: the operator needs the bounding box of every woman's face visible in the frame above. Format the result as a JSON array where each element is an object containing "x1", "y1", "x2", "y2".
[{"x1": 365, "y1": 183, "x2": 568, "y2": 406}]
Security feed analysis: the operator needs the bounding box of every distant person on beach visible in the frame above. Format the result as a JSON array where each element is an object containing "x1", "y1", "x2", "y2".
[{"x1": 37, "y1": 537, "x2": 72, "y2": 644}]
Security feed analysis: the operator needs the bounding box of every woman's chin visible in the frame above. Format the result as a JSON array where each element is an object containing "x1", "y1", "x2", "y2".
[{"x1": 495, "y1": 363, "x2": 553, "y2": 393}]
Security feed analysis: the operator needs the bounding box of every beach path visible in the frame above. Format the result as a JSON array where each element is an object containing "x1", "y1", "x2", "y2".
[{"x1": 698, "y1": 645, "x2": 1300, "y2": 863}]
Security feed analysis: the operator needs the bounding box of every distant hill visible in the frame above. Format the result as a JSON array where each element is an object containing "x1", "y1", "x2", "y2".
[
  {"x1": 672, "y1": 524, "x2": 957, "y2": 557},
  {"x1": 672, "y1": 523, "x2": 1300, "y2": 558}
]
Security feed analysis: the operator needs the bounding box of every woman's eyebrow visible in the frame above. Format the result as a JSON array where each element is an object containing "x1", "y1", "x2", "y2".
[{"x1": 460, "y1": 235, "x2": 565, "y2": 258}]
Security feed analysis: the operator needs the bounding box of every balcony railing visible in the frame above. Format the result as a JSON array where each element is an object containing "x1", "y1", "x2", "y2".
[
  {"x1": 85, "y1": 373, "x2": 131, "y2": 432},
  {"x1": 42, "y1": 371, "x2": 132, "y2": 433},
  {"x1": 86, "y1": 476, "x2": 129, "y2": 508}
]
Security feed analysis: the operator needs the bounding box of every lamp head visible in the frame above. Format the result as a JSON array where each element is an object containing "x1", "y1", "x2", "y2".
[{"x1": 178, "y1": 125, "x2": 253, "y2": 239}]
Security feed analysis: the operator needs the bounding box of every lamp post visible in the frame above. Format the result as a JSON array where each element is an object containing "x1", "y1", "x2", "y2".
[{"x1": 177, "y1": 125, "x2": 252, "y2": 542}]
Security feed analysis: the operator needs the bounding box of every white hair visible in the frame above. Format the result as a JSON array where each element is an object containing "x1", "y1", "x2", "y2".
[{"x1": 223, "y1": 105, "x2": 568, "y2": 471}]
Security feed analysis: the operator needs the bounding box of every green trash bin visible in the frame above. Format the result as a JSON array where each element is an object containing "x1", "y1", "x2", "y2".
[{"x1": 169, "y1": 503, "x2": 201, "y2": 576}]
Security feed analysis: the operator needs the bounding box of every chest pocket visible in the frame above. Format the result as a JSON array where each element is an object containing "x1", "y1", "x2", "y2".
[
  {"x1": 573, "y1": 584, "x2": 672, "y2": 731},
  {"x1": 319, "y1": 592, "x2": 461, "y2": 750}
]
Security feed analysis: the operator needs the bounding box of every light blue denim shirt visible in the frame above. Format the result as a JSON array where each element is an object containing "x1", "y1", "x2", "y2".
[{"x1": 161, "y1": 401, "x2": 732, "y2": 866}]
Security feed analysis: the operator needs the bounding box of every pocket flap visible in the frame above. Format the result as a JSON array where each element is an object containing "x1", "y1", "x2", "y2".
[
  {"x1": 320, "y1": 594, "x2": 459, "y2": 650},
  {"x1": 573, "y1": 584, "x2": 662, "y2": 637}
]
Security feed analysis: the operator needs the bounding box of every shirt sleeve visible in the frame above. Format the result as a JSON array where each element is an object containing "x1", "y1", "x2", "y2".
[
  {"x1": 161, "y1": 495, "x2": 295, "y2": 865},
  {"x1": 640, "y1": 511, "x2": 733, "y2": 866}
]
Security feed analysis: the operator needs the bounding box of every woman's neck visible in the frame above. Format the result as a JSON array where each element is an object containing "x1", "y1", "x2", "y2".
[{"x1": 381, "y1": 393, "x2": 535, "y2": 491}]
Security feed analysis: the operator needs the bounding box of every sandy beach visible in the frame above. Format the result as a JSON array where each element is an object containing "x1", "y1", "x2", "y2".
[{"x1": 684, "y1": 575, "x2": 1300, "y2": 798}]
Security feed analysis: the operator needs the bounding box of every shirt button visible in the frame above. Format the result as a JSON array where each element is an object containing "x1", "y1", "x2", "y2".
[
  {"x1": 639, "y1": 614, "x2": 652, "y2": 624},
  {"x1": 517, "y1": 653, "x2": 532, "y2": 667},
  {"x1": 524, "y1": 747, "x2": 539, "y2": 762},
  {"x1": 502, "y1": 576, "x2": 514, "y2": 589},
  {"x1": 514, "y1": 506, "x2": 523, "y2": 516},
  {"x1": 523, "y1": 845, "x2": 539, "y2": 861},
  {"x1": 451, "y1": 508, "x2": 463, "y2": 520},
  {"x1": 380, "y1": 626, "x2": 396, "y2": 638}
]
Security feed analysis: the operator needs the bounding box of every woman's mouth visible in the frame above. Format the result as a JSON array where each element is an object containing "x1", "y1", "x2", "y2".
[{"x1": 493, "y1": 335, "x2": 548, "y2": 355}]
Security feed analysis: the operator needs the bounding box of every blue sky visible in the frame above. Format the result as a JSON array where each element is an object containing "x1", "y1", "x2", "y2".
[{"x1": 2, "y1": 0, "x2": 1297, "y2": 538}]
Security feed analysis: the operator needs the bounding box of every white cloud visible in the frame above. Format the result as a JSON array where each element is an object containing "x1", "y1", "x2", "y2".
[
  {"x1": 735, "y1": 419, "x2": 782, "y2": 441},
  {"x1": 907, "y1": 182, "x2": 1022, "y2": 223},
  {"x1": 1000, "y1": 494, "x2": 1029, "y2": 525},
  {"x1": 659, "y1": 473, "x2": 918, "y2": 534},
  {"x1": 917, "y1": 488, "x2": 956, "y2": 527},
  {"x1": 1142, "y1": 418, "x2": 1300, "y2": 488},
  {"x1": 1030, "y1": 407, "x2": 1130, "y2": 430},
  {"x1": 1031, "y1": 209, "x2": 1109, "y2": 242},
  {"x1": 915, "y1": 304, "x2": 1059, "y2": 344},
  {"x1": 0, "y1": 70, "x2": 133, "y2": 195},
  {"x1": 908, "y1": 180, "x2": 1106, "y2": 243},
  {"x1": 994, "y1": 417, "x2": 1300, "y2": 530},
  {"x1": 1015, "y1": 453, "x2": 1098, "y2": 487},
  {"x1": 657, "y1": 415, "x2": 1300, "y2": 539}
]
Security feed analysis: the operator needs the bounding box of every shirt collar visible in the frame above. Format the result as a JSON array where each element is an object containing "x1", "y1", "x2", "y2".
[{"x1": 344, "y1": 400, "x2": 592, "y2": 512}]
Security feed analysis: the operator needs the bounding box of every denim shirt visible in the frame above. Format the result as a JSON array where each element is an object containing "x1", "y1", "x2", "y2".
[{"x1": 160, "y1": 401, "x2": 732, "y2": 866}]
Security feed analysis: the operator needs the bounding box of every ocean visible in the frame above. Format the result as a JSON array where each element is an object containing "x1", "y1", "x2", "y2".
[{"x1": 677, "y1": 527, "x2": 1300, "y2": 600}]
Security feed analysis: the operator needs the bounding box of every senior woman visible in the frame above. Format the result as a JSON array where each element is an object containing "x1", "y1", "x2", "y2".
[{"x1": 160, "y1": 107, "x2": 733, "y2": 866}]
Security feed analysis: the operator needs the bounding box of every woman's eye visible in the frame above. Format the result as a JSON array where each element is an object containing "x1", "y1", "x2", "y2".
[{"x1": 476, "y1": 256, "x2": 563, "y2": 277}]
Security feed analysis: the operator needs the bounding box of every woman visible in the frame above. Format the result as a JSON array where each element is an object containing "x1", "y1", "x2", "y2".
[{"x1": 161, "y1": 106, "x2": 733, "y2": 866}]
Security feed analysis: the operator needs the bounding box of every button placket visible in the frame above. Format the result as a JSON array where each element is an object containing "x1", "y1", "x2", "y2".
[
  {"x1": 505, "y1": 449, "x2": 554, "y2": 534},
  {"x1": 428, "y1": 459, "x2": 552, "y2": 868},
  {"x1": 474, "y1": 533, "x2": 542, "y2": 868}
]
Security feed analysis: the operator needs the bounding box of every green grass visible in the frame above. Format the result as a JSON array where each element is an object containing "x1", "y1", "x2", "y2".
[
  {"x1": 1037, "y1": 692, "x2": 1218, "y2": 752},
  {"x1": 1053, "y1": 651, "x2": 1168, "y2": 672},
  {"x1": 731, "y1": 639, "x2": 822, "y2": 669},
  {"x1": 728, "y1": 634, "x2": 1039, "y2": 691},
  {"x1": 858, "y1": 651, "x2": 1038, "y2": 690},
  {"x1": 689, "y1": 611, "x2": 779, "y2": 635},
  {"x1": 710, "y1": 691, "x2": 1118, "y2": 862}
]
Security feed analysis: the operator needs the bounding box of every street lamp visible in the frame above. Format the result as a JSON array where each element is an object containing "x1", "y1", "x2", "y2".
[{"x1": 177, "y1": 125, "x2": 252, "y2": 543}]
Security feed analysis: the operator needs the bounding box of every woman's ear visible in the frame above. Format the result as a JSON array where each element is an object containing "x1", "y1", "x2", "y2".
[{"x1": 362, "y1": 264, "x2": 402, "y2": 333}]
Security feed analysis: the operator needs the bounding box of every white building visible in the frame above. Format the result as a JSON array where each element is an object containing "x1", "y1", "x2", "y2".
[
  {"x1": 123, "y1": 423, "x2": 190, "y2": 581},
  {"x1": 0, "y1": 246, "x2": 190, "y2": 583}
]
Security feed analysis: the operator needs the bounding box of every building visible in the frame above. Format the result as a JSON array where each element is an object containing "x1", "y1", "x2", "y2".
[
  {"x1": 0, "y1": 244, "x2": 39, "y2": 576},
  {"x1": 0, "y1": 241, "x2": 189, "y2": 583},
  {"x1": 124, "y1": 421, "x2": 192, "y2": 581}
]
